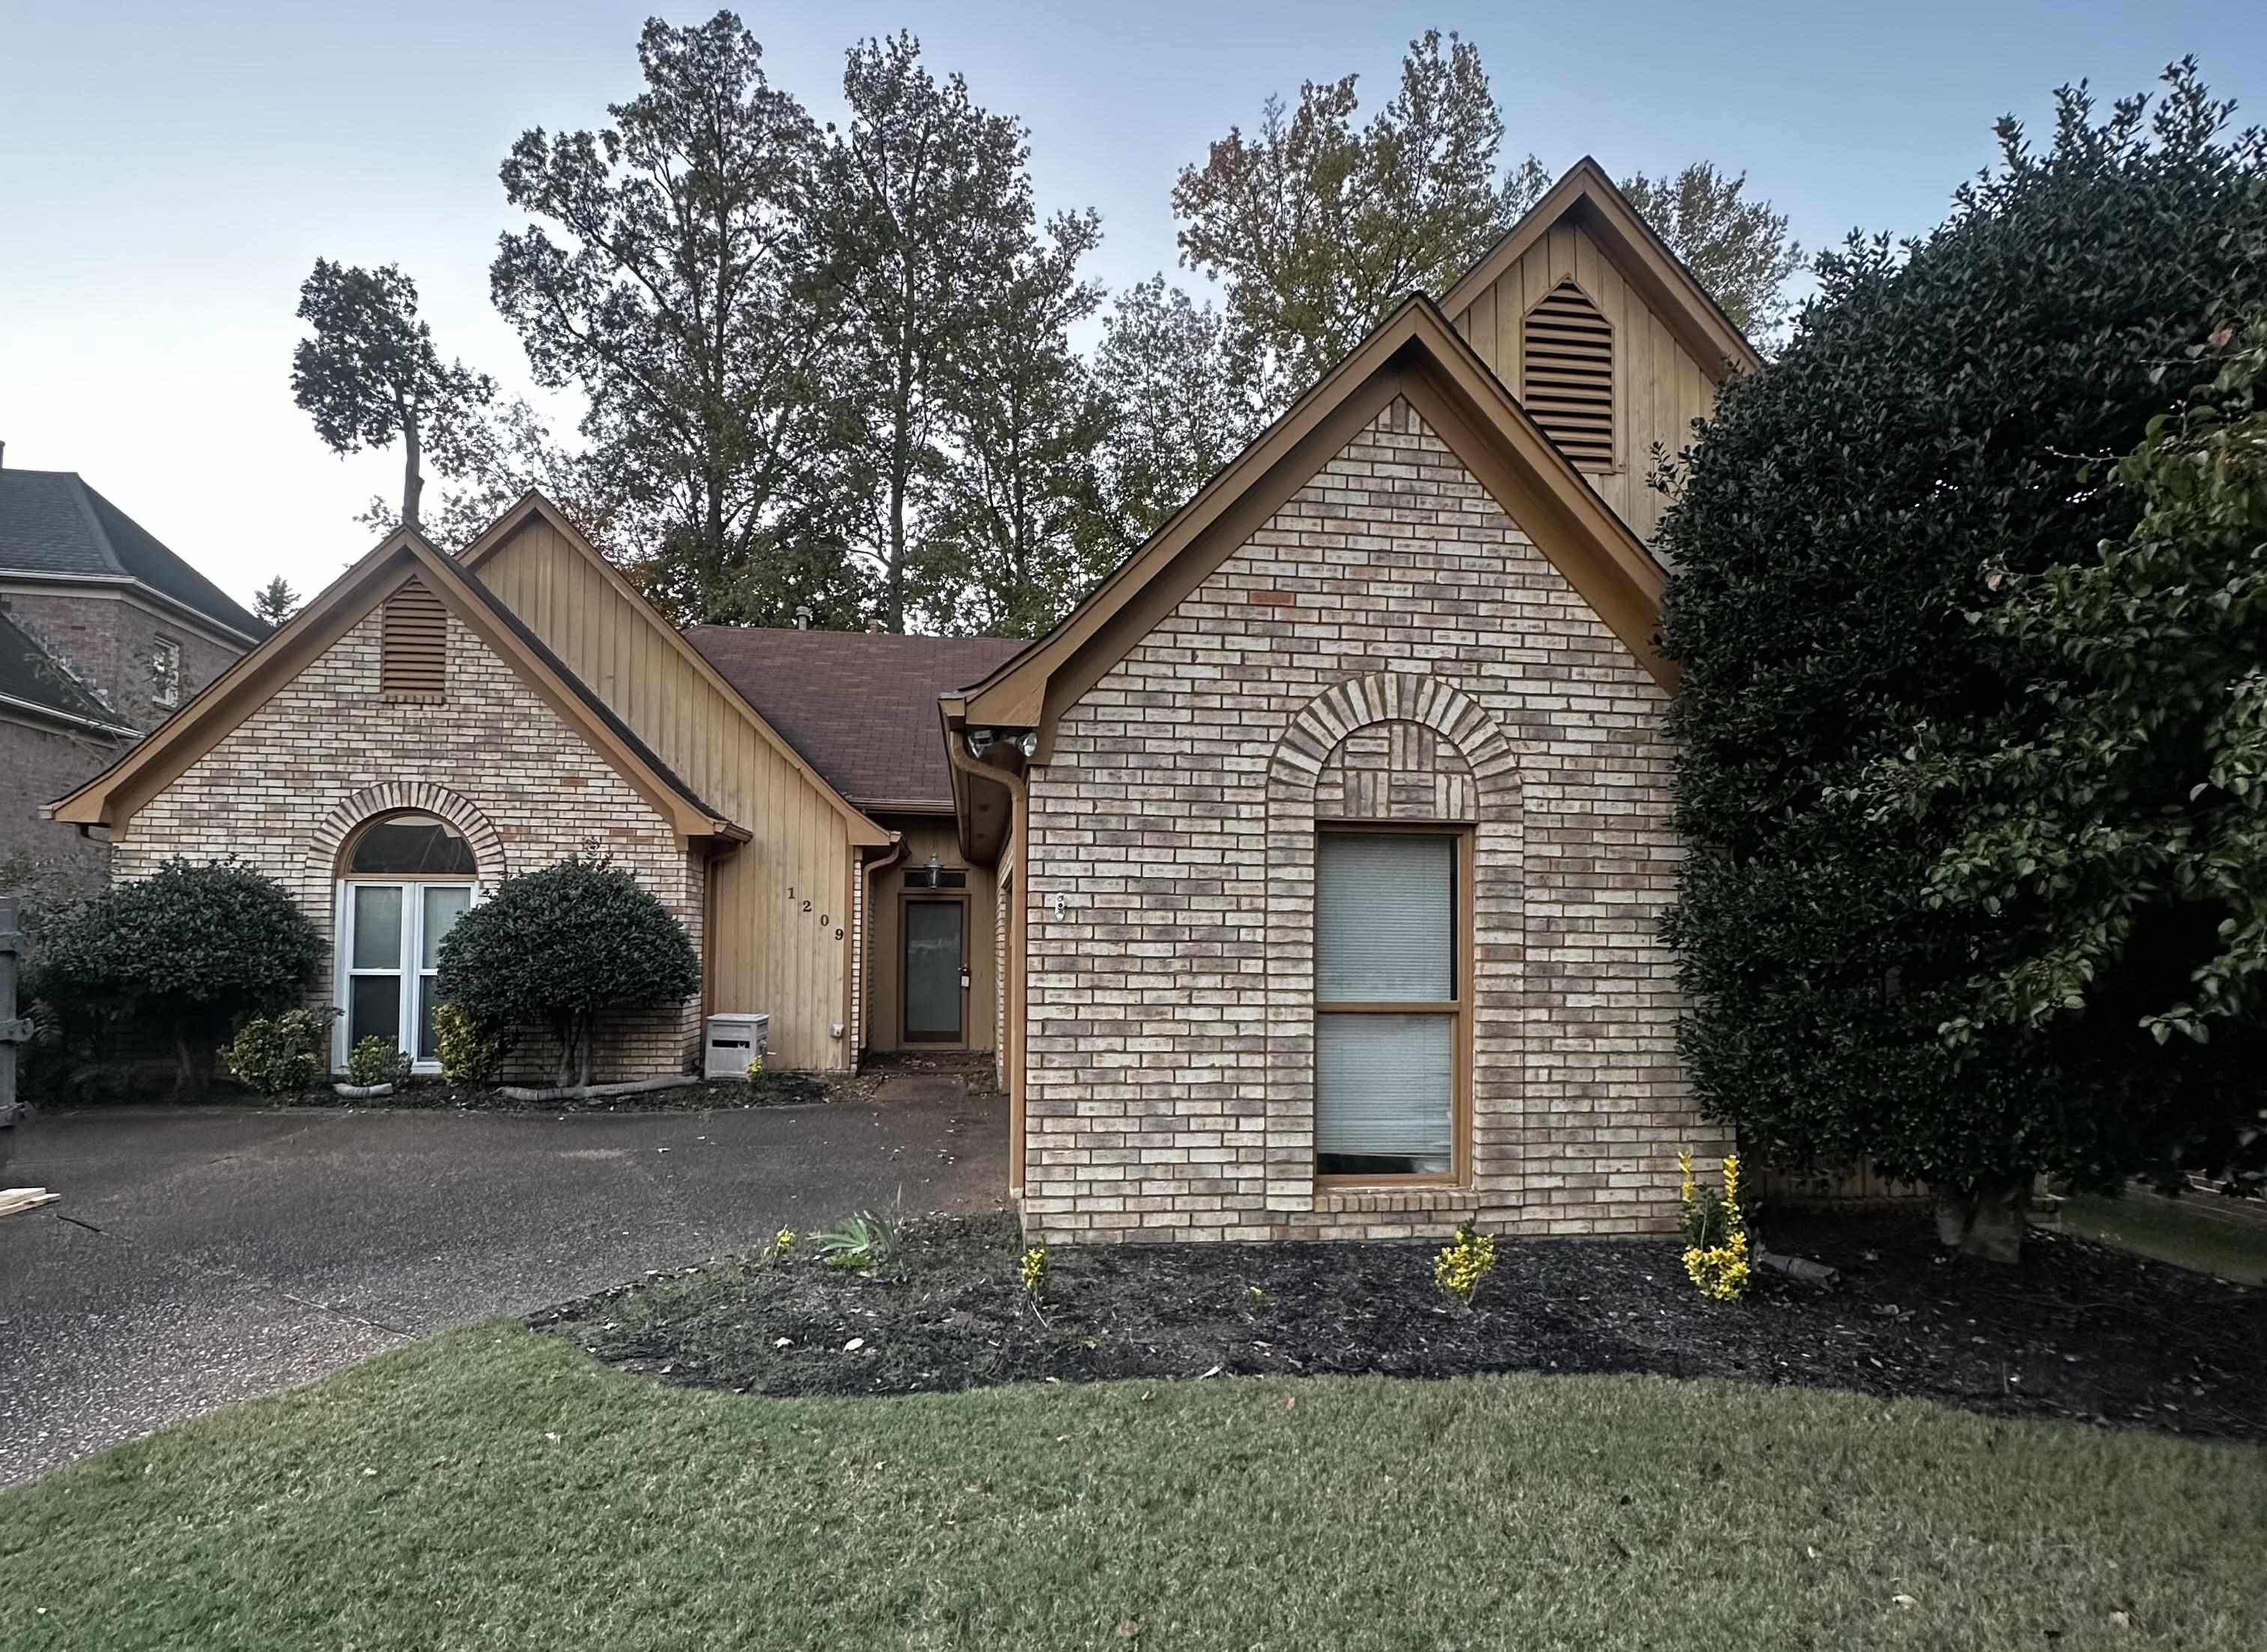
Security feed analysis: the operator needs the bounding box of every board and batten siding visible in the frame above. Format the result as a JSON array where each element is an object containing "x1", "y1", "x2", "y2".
[
  {"x1": 471, "y1": 517, "x2": 858, "y2": 1070},
  {"x1": 1449, "y1": 220, "x2": 1717, "y2": 544}
]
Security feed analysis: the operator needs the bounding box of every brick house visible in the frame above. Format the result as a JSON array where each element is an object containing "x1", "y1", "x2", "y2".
[
  {"x1": 50, "y1": 163, "x2": 1752, "y2": 1240},
  {"x1": 1, "y1": 462, "x2": 263, "y2": 889}
]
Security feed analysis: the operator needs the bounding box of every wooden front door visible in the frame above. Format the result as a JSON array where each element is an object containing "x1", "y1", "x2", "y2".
[{"x1": 902, "y1": 897, "x2": 965, "y2": 1044}]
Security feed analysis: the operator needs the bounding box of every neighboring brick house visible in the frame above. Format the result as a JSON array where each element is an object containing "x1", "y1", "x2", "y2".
[
  {"x1": 50, "y1": 162, "x2": 1754, "y2": 1242},
  {"x1": 1, "y1": 462, "x2": 263, "y2": 887}
]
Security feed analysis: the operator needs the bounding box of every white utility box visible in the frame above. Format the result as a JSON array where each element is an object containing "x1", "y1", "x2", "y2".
[{"x1": 703, "y1": 1012, "x2": 772, "y2": 1079}]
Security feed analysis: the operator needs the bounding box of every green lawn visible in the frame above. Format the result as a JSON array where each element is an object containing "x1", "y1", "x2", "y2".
[
  {"x1": 3, "y1": 1328, "x2": 2261, "y2": 1652},
  {"x1": 2059, "y1": 1190, "x2": 2267, "y2": 1285}
]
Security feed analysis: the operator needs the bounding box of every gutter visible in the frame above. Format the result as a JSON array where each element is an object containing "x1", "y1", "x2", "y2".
[
  {"x1": 7, "y1": 692, "x2": 140, "y2": 743},
  {"x1": 941, "y1": 700, "x2": 1031, "y2": 1198},
  {"x1": 857, "y1": 833, "x2": 910, "y2": 1068}
]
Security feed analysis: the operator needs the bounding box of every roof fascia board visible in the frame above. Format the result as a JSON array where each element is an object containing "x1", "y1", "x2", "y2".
[
  {"x1": 0, "y1": 691, "x2": 138, "y2": 741},
  {"x1": 963, "y1": 299, "x2": 1433, "y2": 733},
  {"x1": 48, "y1": 530, "x2": 414, "y2": 826},
  {"x1": 1441, "y1": 157, "x2": 1762, "y2": 382},
  {"x1": 461, "y1": 492, "x2": 891, "y2": 847},
  {"x1": 0, "y1": 570, "x2": 265, "y2": 650}
]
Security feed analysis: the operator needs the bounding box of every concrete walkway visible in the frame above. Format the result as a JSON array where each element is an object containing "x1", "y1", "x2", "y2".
[{"x1": 0, "y1": 1091, "x2": 1006, "y2": 1486}]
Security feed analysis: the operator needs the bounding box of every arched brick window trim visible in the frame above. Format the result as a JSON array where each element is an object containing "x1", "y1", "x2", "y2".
[
  {"x1": 304, "y1": 783, "x2": 508, "y2": 899},
  {"x1": 1264, "y1": 672, "x2": 1523, "y2": 1220}
]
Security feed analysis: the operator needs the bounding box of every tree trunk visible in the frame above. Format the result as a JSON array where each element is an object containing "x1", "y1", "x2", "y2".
[
  {"x1": 402, "y1": 413, "x2": 424, "y2": 532},
  {"x1": 554, "y1": 1018, "x2": 578, "y2": 1091},
  {"x1": 576, "y1": 1019, "x2": 592, "y2": 1090},
  {"x1": 1933, "y1": 1182, "x2": 2029, "y2": 1263}
]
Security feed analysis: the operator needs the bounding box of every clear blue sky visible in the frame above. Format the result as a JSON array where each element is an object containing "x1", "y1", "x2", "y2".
[{"x1": 3, "y1": 1, "x2": 2261, "y2": 606}]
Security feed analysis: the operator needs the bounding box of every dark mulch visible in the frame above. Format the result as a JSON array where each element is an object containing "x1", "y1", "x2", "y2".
[{"x1": 534, "y1": 1206, "x2": 2267, "y2": 1439}]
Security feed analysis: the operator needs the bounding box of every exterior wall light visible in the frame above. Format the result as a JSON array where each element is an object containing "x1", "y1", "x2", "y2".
[
  {"x1": 1017, "y1": 731, "x2": 1039, "y2": 759},
  {"x1": 966, "y1": 728, "x2": 995, "y2": 758}
]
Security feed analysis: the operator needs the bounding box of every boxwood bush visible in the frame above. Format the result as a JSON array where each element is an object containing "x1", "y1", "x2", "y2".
[
  {"x1": 29, "y1": 860, "x2": 322, "y2": 1097},
  {"x1": 436, "y1": 856, "x2": 698, "y2": 1089}
]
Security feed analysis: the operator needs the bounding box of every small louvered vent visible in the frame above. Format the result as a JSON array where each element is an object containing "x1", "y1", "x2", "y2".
[
  {"x1": 381, "y1": 578, "x2": 447, "y2": 698},
  {"x1": 1522, "y1": 279, "x2": 1615, "y2": 471}
]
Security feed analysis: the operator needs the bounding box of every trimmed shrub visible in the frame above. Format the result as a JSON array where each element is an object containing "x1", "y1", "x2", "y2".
[
  {"x1": 1657, "y1": 63, "x2": 2267, "y2": 1255},
  {"x1": 28, "y1": 860, "x2": 323, "y2": 1096},
  {"x1": 344, "y1": 1035, "x2": 412, "y2": 1089},
  {"x1": 433, "y1": 1001, "x2": 507, "y2": 1086},
  {"x1": 435, "y1": 855, "x2": 699, "y2": 1088},
  {"x1": 223, "y1": 1007, "x2": 338, "y2": 1095}
]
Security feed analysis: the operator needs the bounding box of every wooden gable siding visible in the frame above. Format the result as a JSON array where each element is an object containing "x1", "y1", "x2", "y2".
[
  {"x1": 473, "y1": 517, "x2": 855, "y2": 1070},
  {"x1": 1450, "y1": 220, "x2": 1716, "y2": 543}
]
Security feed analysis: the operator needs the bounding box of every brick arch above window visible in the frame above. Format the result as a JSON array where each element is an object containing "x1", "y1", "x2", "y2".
[
  {"x1": 1263, "y1": 672, "x2": 1524, "y2": 1223},
  {"x1": 304, "y1": 782, "x2": 508, "y2": 896}
]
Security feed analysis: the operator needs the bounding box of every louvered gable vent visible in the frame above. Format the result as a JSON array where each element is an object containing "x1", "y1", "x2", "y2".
[
  {"x1": 1521, "y1": 279, "x2": 1615, "y2": 471},
  {"x1": 380, "y1": 576, "x2": 448, "y2": 698}
]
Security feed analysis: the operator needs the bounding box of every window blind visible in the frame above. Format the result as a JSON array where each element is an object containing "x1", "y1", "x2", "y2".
[
  {"x1": 1316, "y1": 1013, "x2": 1454, "y2": 1168},
  {"x1": 1316, "y1": 833, "x2": 1454, "y2": 1002}
]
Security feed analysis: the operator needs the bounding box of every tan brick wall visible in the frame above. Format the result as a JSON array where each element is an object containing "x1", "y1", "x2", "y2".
[
  {"x1": 113, "y1": 606, "x2": 704, "y2": 1080},
  {"x1": 1022, "y1": 397, "x2": 1726, "y2": 1243}
]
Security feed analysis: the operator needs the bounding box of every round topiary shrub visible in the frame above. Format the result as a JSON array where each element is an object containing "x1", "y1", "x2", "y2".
[
  {"x1": 435, "y1": 855, "x2": 699, "y2": 1089},
  {"x1": 29, "y1": 860, "x2": 324, "y2": 1096}
]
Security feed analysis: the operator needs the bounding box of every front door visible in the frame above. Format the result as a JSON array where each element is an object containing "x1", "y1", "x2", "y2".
[{"x1": 903, "y1": 898, "x2": 965, "y2": 1044}]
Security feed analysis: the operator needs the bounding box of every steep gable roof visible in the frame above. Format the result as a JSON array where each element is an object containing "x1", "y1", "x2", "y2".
[
  {"x1": 46, "y1": 525, "x2": 742, "y2": 842},
  {"x1": 0, "y1": 468, "x2": 265, "y2": 641},
  {"x1": 1442, "y1": 157, "x2": 1763, "y2": 383},
  {"x1": 685, "y1": 627, "x2": 1026, "y2": 812},
  {"x1": 949, "y1": 292, "x2": 1674, "y2": 768},
  {"x1": 458, "y1": 493, "x2": 892, "y2": 846}
]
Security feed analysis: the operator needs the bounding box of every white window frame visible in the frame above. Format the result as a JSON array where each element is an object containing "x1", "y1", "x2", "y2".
[
  {"x1": 150, "y1": 636, "x2": 181, "y2": 708},
  {"x1": 333, "y1": 879, "x2": 479, "y2": 1074}
]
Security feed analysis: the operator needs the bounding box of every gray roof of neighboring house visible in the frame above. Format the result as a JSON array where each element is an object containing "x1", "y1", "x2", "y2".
[
  {"x1": 0, "y1": 608, "x2": 130, "y2": 732},
  {"x1": 0, "y1": 468, "x2": 265, "y2": 640}
]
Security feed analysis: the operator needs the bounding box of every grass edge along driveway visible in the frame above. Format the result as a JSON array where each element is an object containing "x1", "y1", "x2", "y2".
[{"x1": 3, "y1": 1325, "x2": 2261, "y2": 1652}]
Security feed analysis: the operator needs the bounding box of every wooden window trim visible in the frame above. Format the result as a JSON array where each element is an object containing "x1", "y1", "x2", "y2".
[
  {"x1": 898, "y1": 889, "x2": 970, "y2": 1048},
  {"x1": 1312, "y1": 822, "x2": 1475, "y2": 1190}
]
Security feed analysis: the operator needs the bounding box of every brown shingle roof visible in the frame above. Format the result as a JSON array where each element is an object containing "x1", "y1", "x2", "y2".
[{"x1": 684, "y1": 627, "x2": 1026, "y2": 810}]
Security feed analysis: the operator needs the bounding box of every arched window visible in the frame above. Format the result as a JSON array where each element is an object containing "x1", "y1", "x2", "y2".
[{"x1": 334, "y1": 813, "x2": 479, "y2": 1070}]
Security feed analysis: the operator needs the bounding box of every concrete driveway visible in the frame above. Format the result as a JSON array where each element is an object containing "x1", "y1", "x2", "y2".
[{"x1": 0, "y1": 1089, "x2": 1007, "y2": 1486}]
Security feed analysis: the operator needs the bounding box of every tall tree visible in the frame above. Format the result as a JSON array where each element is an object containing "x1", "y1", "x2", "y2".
[
  {"x1": 490, "y1": 10, "x2": 843, "y2": 625},
  {"x1": 350, "y1": 397, "x2": 600, "y2": 554},
  {"x1": 1172, "y1": 30, "x2": 1538, "y2": 405},
  {"x1": 1620, "y1": 163, "x2": 1804, "y2": 341},
  {"x1": 1656, "y1": 62, "x2": 2267, "y2": 1260},
  {"x1": 250, "y1": 577, "x2": 301, "y2": 629},
  {"x1": 1087, "y1": 276, "x2": 1269, "y2": 552},
  {"x1": 1173, "y1": 31, "x2": 1801, "y2": 406},
  {"x1": 930, "y1": 213, "x2": 1113, "y2": 636},
  {"x1": 810, "y1": 33, "x2": 1047, "y2": 632},
  {"x1": 291, "y1": 260, "x2": 494, "y2": 533}
]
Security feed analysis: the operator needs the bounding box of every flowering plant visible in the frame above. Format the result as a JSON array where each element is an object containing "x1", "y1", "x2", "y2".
[
  {"x1": 1433, "y1": 1221, "x2": 1496, "y2": 1309},
  {"x1": 1679, "y1": 1151, "x2": 1750, "y2": 1303}
]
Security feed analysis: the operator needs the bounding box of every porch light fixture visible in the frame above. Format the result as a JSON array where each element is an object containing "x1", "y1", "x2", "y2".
[{"x1": 911, "y1": 853, "x2": 944, "y2": 889}]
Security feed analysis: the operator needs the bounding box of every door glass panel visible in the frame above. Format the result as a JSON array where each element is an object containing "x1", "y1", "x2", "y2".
[
  {"x1": 349, "y1": 885, "x2": 403, "y2": 971},
  {"x1": 904, "y1": 901, "x2": 964, "y2": 1040},
  {"x1": 1316, "y1": 835, "x2": 1454, "y2": 1001},
  {"x1": 350, "y1": 974, "x2": 402, "y2": 1050},
  {"x1": 421, "y1": 885, "x2": 471, "y2": 969},
  {"x1": 1316, "y1": 1013, "x2": 1454, "y2": 1175}
]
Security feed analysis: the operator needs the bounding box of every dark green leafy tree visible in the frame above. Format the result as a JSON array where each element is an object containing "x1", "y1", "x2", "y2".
[
  {"x1": 1658, "y1": 61, "x2": 2267, "y2": 1258},
  {"x1": 1086, "y1": 276, "x2": 1270, "y2": 555},
  {"x1": 292, "y1": 260, "x2": 495, "y2": 533},
  {"x1": 1619, "y1": 163, "x2": 1805, "y2": 343},
  {"x1": 1872, "y1": 306, "x2": 2267, "y2": 1188},
  {"x1": 251, "y1": 576, "x2": 301, "y2": 629},
  {"x1": 490, "y1": 10, "x2": 843, "y2": 625},
  {"x1": 350, "y1": 397, "x2": 599, "y2": 555},
  {"x1": 436, "y1": 856, "x2": 699, "y2": 1090},
  {"x1": 28, "y1": 861, "x2": 322, "y2": 1096},
  {"x1": 810, "y1": 32, "x2": 1056, "y2": 632},
  {"x1": 930, "y1": 213, "x2": 1113, "y2": 636}
]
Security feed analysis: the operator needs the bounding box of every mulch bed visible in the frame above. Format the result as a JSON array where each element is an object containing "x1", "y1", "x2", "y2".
[{"x1": 533, "y1": 1207, "x2": 2267, "y2": 1440}]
